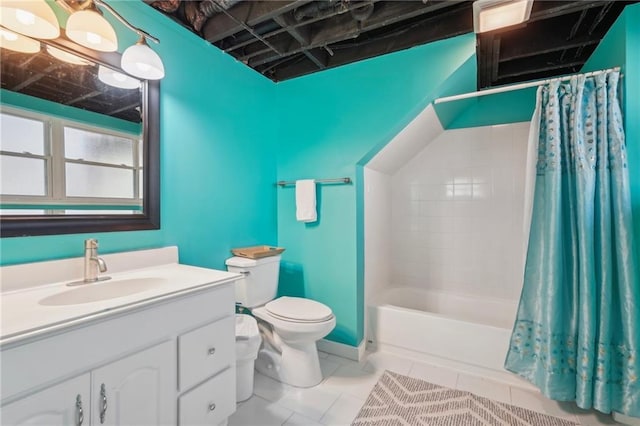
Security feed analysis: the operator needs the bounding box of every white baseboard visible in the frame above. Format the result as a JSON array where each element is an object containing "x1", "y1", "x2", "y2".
[{"x1": 317, "y1": 338, "x2": 366, "y2": 362}]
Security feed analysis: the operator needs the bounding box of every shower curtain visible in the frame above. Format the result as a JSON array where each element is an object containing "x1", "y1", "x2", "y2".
[{"x1": 505, "y1": 70, "x2": 640, "y2": 417}]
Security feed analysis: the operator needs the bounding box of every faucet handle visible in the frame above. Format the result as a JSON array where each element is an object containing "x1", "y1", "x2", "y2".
[{"x1": 85, "y1": 239, "x2": 98, "y2": 249}]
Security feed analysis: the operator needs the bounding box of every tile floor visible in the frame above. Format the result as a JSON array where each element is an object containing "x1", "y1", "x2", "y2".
[{"x1": 229, "y1": 350, "x2": 622, "y2": 426}]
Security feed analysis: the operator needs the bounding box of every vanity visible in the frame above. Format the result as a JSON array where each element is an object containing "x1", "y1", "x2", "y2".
[{"x1": 0, "y1": 246, "x2": 239, "y2": 425}]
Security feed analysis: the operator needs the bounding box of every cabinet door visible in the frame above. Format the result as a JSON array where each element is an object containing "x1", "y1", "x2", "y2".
[
  {"x1": 92, "y1": 340, "x2": 176, "y2": 426},
  {"x1": 1, "y1": 373, "x2": 90, "y2": 426}
]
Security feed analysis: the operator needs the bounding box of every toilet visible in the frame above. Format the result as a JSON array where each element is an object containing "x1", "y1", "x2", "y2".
[{"x1": 226, "y1": 255, "x2": 336, "y2": 388}]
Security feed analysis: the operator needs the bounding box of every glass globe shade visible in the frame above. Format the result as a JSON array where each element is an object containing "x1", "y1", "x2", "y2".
[
  {"x1": 46, "y1": 45, "x2": 91, "y2": 65},
  {"x1": 66, "y1": 10, "x2": 117, "y2": 52},
  {"x1": 98, "y1": 65, "x2": 141, "y2": 89},
  {"x1": 121, "y1": 40, "x2": 164, "y2": 80},
  {"x1": 0, "y1": 0, "x2": 60, "y2": 39},
  {"x1": 0, "y1": 28, "x2": 40, "y2": 53}
]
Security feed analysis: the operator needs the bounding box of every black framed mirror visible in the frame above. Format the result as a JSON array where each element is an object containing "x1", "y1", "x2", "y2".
[{"x1": 0, "y1": 32, "x2": 160, "y2": 237}]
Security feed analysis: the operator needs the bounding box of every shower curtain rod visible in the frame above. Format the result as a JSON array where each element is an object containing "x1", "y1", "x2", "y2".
[{"x1": 433, "y1": 66, "x2": 621, "y2": 105}]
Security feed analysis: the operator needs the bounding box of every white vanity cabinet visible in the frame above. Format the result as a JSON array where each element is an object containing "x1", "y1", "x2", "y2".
[
  {"x1": 1, "y1": 279, "x2": 237, "y2": 426},
  {"x1": 91, "y1": 340, "x2": 175, "y2": 425},
  {"x1": 1, "y1": 374, "x2": 90, "y2": 426},
  {"x1": 2, "y1": 342, "x2": 174, "y2": 426}
]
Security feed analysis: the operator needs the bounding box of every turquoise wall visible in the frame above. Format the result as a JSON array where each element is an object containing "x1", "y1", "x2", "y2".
[
  {"x1": 2, "y1": 1, "x2": 636, "y2": 351},
  {"x1": 582, "y1": 3, "x2": 640, "y2": 265},
  {"x1": 0, "y1": 1, "x2": 278, "y2": 268},
  {"x1": 275, "y1": 35, "x2": 476, "y2": 346},
  {"x1": 432, "y1": 51, "x2": 536, "y2": 129}
]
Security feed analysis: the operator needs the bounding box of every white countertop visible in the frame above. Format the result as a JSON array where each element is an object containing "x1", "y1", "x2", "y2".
[{"x1": 1, "y1": 262, "x2": 239, "y2": 345}]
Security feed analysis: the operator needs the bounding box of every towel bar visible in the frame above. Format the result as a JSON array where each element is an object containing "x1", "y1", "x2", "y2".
[{"x1": 276, "y1": 177, "x2": 351, "y2": 187}]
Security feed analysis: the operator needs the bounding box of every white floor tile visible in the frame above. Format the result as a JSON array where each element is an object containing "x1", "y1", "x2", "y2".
[
  {"x1": 361, "y1": 351, "x2": 414, "y2": 376},
  {"x1": 253, "y1": 372, "x2": 292, "y2": 402},
  {"x1": 320, "y1": 364, "x2": 381, "y2": 399},
  {"x1": 275, "y1": 385, "x2": 341, "y2": 421},
  {"x1": 232, "y1": 350, "x2": 624, "y2": 426},
  {"x1": 320, "y1": 393, "x2": 366, "y2": 426},
  {"x1": 407, "y1": 361, "x2": 459, "y2": 388},
  {"x1": 456, "y1": 373, "x2": 512, "y2": 404},
  {"x1": 510, "y1": 387, "x2": 579, "y2": 422},
  {"x1": 283, "y1": 413, "x2": 324, "y2": 426},
  {"x1": 319, "y1": 357, "x2": 342, "y2": 380},
  {"x1": 573, "y1": 407, "x2": 620, "y2": 425},
  {"x1": 323, "y1": 353, "x2": 365, "y2": 369},
  {"x1": 228, "y1": 395, "x2": 293, "y2": 426},
  {"x1": 612, "y1": 412, "x2": 640, "y2": 426}
]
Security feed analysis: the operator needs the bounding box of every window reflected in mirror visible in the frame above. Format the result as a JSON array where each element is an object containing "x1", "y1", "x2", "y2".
[{"x1": 0, "y1": 39, "x2": 145, "y2": 216}]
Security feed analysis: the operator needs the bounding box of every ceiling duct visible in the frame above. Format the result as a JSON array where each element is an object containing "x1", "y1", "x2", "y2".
[
  {"x1": 350, "y1": 0, "x2": 374, "y2": 22},
  {"x1": 200, "y1": 0, "x2": 243, "y2": 15},
  {"x1": 149, "y1": 0, "x2": 243, "y2": 32},
  {"x1": 148, "y1": 0, "x2": 179, "y2": 14},
  {"x1": 293, "y1": 1, "x2": 349, "y2": 22}
]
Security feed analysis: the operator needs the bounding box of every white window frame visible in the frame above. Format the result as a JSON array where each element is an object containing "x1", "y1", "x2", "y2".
[{"x1": 0, "y1": 106, "x2": 142, "y2": 209}]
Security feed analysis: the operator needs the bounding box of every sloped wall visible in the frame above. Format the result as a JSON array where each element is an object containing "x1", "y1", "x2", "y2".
[{"x1": 275, "y1": 34, "x2": 476, "y2": 346}]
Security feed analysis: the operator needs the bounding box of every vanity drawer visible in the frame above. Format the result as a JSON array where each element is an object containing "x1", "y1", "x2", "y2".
[
  {"x1": 178, "y1": 315, "x2": 234, "y2": 391},
  {"x1": 178, "y1": 367, "x2": 235, "y2": 426}
]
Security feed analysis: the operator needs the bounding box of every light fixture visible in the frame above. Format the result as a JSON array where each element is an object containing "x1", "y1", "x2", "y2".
[
  {"x1": 46, "y1": 45, "x2": 91, "y2": 65},
  {"x1": 2, "y1": 0, "x2": 164, "y2": 81},
  {"x1": 98, "y1": 65, "x2": 141, "y2": 89},
  {"x1": 0, "y1": 0, "x2": 60, "y2": 39},
  {"x1": 0, "y1": 27, "x2": 41, "y2": 53},
  {"x1": 473, "y1": 0, "x2": 533, "y2": 33},
  {"x1": 66, "y1": 9, "x2": 118, "y2": 52},
  {"x1": 121, "y1": 36, "x2": 165, "y2": 80}
]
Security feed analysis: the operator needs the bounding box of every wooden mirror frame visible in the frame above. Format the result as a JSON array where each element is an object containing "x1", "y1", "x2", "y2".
[{"x1": 0, "y1": 34, "x2": 160, "y2": 237}]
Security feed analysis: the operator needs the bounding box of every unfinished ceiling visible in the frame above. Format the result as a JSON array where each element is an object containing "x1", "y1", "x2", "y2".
[
  {"x1": 1, "y1": 48, "x2": 142, "y2": 123},
  {"x1": 147, "y1": 0, "x2": 634, "y2": 87}
]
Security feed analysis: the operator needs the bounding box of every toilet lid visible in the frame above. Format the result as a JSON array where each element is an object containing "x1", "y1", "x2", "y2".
[{"x1": 265, "y1": 296, "x2": 333, "y2": 322}]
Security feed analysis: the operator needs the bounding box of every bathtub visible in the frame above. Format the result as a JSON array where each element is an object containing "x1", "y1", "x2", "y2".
[{"x1": 368, "y1": 287, "x2": 519, "y2": 372}]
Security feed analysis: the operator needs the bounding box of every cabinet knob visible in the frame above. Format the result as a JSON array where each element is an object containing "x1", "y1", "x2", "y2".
[
  {"x1": 208, "y1": 347, "x2": 216, "y2": 356},
  {"x1": 209, "y1": 403, "x2": 216, "y2": 412}
]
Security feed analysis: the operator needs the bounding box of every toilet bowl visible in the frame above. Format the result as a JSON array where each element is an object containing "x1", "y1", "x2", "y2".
[
  {"x1": 235, "y1": 314, "x2": 261, "y2": 402},
  {"x1": 252, "y1": 297, "x2": 336, "y2": 388},
  {"x1": 226, "y1": 255, "x2": 336, "y2": 388}
]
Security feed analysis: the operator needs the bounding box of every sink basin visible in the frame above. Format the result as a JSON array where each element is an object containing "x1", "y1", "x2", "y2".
[{"x1": 39, "y1": 278, "x2": 168, "y2": 306}]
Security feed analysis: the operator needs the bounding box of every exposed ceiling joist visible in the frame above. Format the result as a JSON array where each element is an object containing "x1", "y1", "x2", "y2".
[
  {"x1": 203, "y1": 1, "x2": 309, "y2": 43},
  {"x1": 146, "y1": 0, "x2": 636, "y2": 85}
]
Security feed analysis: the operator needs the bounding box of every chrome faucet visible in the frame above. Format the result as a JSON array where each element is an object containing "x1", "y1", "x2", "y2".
[{"x1": 84, "y1": 238, "x2": 108, "y2": 283}]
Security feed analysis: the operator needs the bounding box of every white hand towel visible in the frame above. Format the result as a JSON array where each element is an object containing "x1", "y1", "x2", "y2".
[{"x1": 296, "y1": 179, "x2": 317, "y2": 223}]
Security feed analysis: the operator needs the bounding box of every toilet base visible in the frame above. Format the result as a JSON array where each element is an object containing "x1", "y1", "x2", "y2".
[{"x1": 255, "y1": 340, "x2": 323, "y2": 388}]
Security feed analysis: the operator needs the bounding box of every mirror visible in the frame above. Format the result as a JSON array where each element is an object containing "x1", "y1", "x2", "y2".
[{"x1": 0, "y1": 34, "x2": 159, "y2": 237}]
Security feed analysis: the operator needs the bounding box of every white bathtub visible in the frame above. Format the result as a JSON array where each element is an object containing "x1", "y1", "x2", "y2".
[{"x1": 368, "y1": 287, "x2": 519, "y2": 372}]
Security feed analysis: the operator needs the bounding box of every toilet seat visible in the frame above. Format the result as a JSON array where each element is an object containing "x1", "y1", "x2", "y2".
[{"x1": 265, "y1": 296, "x2": 333, "y2": 323}]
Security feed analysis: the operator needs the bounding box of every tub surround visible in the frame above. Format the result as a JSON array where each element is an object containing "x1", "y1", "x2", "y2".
[
  {"x1": 363, "y1": 113, "x2": 531, "y2": 383},
  {"x1": 1, "y1": 246, "x2": 239, "y2": 425},
  {"x1": 369, "y1": 287, "x2": 518, "y2": 372}
]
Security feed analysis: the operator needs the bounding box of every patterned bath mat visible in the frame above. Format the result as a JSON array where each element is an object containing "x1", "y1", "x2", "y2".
[{"x1": 352, "y1": 371, "x2": 578, "y2": 426}]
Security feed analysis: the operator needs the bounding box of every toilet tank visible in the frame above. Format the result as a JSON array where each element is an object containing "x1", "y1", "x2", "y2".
[{"x1": 226, "y1": 255, "x2": 281, "y2": 308}]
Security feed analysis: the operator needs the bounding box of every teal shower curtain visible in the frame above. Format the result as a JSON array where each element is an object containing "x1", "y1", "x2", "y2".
[{"x1": 505, "y1": 71, "x2": 640, "y2": 417}]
